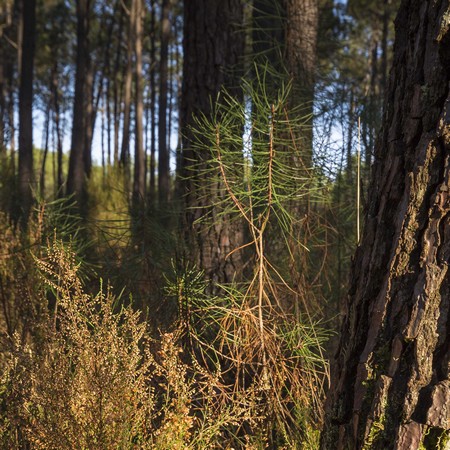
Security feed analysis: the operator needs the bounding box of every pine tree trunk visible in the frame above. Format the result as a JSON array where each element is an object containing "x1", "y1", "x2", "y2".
[
  {"x1": 39, "y1": 103, "x2": 50, "y2": 197},
  {"x1": 67, "y1": 0, "x2": 90, "y2": 202},
  {"x1": 286, "y1": 0, "x2": 317, "y2": 93},
  {"x1": 0, "y1": 40, "x2": 5, "y2": 152},
  {"x1": 158, "y1": 0, "x2": 171, "y2": 207},
  {"x1": 113, "y1": 7, "x2": 124, "y2": 166},
  {"x1": 7, "y1": 63, "x2": 15, "y2": 169},
  {"x1": 180, "y1": 0, "x2": 245, "y2": 285},
  {"x1": 286, "y1": 0, "x2": 317, "y2": 163},
  {"x1": 133, "y1": 0, "x2": 145, "y2": 205},
  {"x1": 149, "y1": 0, "x2": 156, "y2": 203},
  {"x1": 120, "y1": 0, "x2": 133, "y2": 168},
  {"x1": 17, "y1": 0, "x2": 36, "y2": 221},
  {"x1": 83, "y1": 59, "x2": 94, "y2": 177},
  {"x1": 321, "y1": 1, "x2": 450, "y2": 448},
  {"x1": 0, "y1": 2, "x2": 11, "y2": 152},
  {"x1": 51, "y1": 61, "x2": 64, "y2": 196}
]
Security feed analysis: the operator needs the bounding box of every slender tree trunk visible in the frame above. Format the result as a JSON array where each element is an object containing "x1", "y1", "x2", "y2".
[
  {"x1": 17, "y1": 0, "x2": 36, "y2": 222},
  {"x1": 113, "y1": 7, "x2": 124, "y2": 165},
  {"x1": 322, "y1": 1, "x2": 450, "y2": 448},
  {"x1": 0, "y1": 41, "x2": 5, "y2": 152},
  {"x1": 367, "y1": 38, "x2": 379, "y2": 172},
  {"x1": 16, "y1": 0, "x2": 23, "y2": 80},
  {"x1": 106, "y1": 77, "x2": 111, "y2": 167},
  {"x1": 120, "y1": 0, "x2": 133, "y2": 168},
  {"x1": 149, "y1": 0, "x2": 156, "y2": 202},
  {"x1": 101, "y1": 93, "x2": 105, "y2": 179},
  {"x1": 0, "y1": 2, "x2": 13, "y2": 154},
  {"x1": 158, "y1": 0, "x2": 171, "y2": 206},
  {"x1": 39, "y1": 103, "x2": 50, "y2": 197},
  {"x1": 346, "y1": 90, "x2": 354, "y2": 182},
  {"x1": 380, "y1": 0, "x2": 389, "y2": 101},
  {"x1": 85, "y1": 2, "x2": 117, "y2": 176},
  {"x1": 174, "y1": 16, "x2": 182, "y2": 187},
  {"x1": 144, "y1": 84, "x2": 149, "y2": 193},
  {"x1": 7, "y1": 64, "x2": 15, "y2": 171},
  {"x1": 83, "y1": 60, "x2": 94, "y2": 177},
  {"x1": 181, "y1": 0, "x2": 245, "y2": 285},
  {"x1": 167, "y1": 42, "x2": 173, "y2": 170},
  {"x1": 133, "y1": 0, "x2": 145, "y2": 205},
  {"x1": 52, "y1": 62, "x2": 64, "y2": 196},
  {"x1": 67, "y1": 0, "x2": 90, "y2": 203},
  {"x1": 8, "y1": 65, "x2": 16, "y2": 173}
]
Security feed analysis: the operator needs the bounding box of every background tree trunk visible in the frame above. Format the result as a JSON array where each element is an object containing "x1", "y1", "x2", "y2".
[
  {"x1": 286, "y1": 0, "x2": 317, "y2": 96},
  {"x1": 113, "y1": 7, "x2": 124, "y2": 166},
  {"x1": 180, "y1": 0, "x2": 245, "y2": 286},
  {"x1": 321, "y1": 1, "x2": 450, "y2": 448},
  {"x1": 149, "y1": 0, "x2": 156, "y2": 203},
  {"x1": 285, "y1": 0, "x2": 317, "y2": 164},
  {"x1": 158, "y1": 0, "x2": 171, "y2": 207},
  {"x1": 51, "y1": 61, "x2": 64, "y2": 196},
  {"x1": 120, "y1": 0, "x2": 133, "y2": 169},
  {"x1": 0, "y1": 39, "x2": 5, "y2": 152},
  {"x1": 67, "y1": 0, "x2": 90, "y2": 202},
  {"x1": 133, "y1": 0, "x2": 145, "y2": 206},
  {"x1": 252, "y1": 0, "x2": 285, "y2": 69},
  {"x1": 17, "y1": 0, "x2": 36, "y2": 222}
]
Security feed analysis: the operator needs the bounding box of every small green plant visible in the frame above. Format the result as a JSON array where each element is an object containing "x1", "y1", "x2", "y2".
[{"x1": 179, "y1": 66, "x2": 331, "y2": 447}]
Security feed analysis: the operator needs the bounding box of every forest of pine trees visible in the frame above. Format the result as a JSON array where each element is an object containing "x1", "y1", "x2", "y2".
[{"x1": 0, "y1": 0, "x2": 449, "y2": 448}]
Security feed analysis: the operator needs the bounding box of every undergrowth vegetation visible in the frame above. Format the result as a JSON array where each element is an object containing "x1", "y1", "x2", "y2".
[
  {"x1": 0, "y1": 207, "x2": 327, "y2": 449},
  {"x1": 0, "y1": 73, "x2": 354, "y2": 450}
]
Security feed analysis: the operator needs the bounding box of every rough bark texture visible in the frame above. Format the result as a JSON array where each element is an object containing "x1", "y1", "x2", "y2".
[
  {"x1": 286, "y1": 0, "x2": 317, "y2": 164},
  {"x1": 321, "y1": 1, "x2": 450, "y2": 449},
  {"x1": 286, "y1": 0, "x2": 317, "y2": 92},
  {"x1": 181, "y1": 0, "x2": 245, "y2": 285}
]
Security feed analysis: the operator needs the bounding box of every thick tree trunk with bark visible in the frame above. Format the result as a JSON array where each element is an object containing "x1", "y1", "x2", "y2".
[
  {"x1": 321, "y1": 1, "x2": 450, "y2": 449},
  {"x1": 286, "y1": 0, "x2": 317, "y2": 164},
  {"x1": 286, "y1": 0, "x2": 317, "y2": 95},
  {"x1": 181, "y1": 0, "x2": 245, "y2": 286}
]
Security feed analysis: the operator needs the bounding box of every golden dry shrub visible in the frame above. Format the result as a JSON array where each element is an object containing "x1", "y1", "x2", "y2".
[{"x1": 13, "y1": 240, "x2": 156, "y2": 449}]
